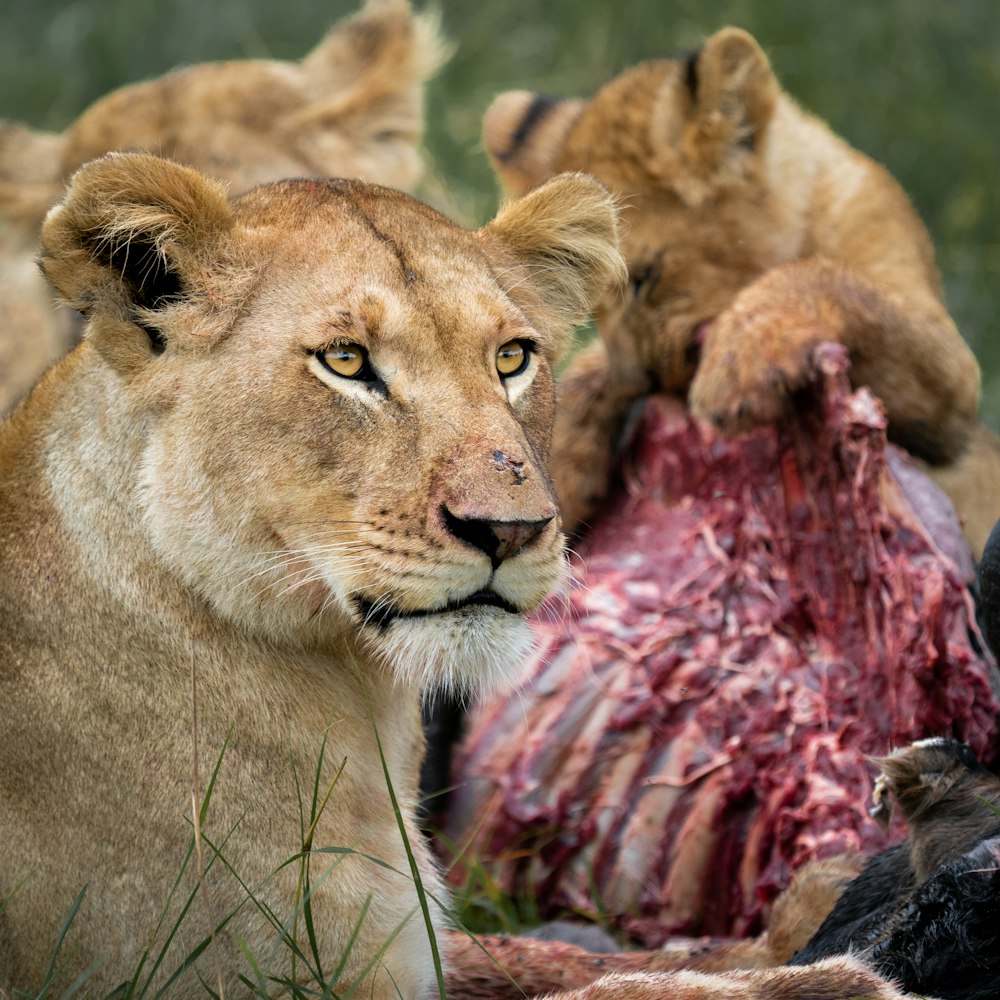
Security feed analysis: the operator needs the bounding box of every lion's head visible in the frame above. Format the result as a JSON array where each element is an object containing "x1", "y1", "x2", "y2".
[
  {"x1": 38, "y1": 152, "x2": 623, "y2": 693},
  {"x1": 482, "y1": 27, "x2": 797, "y2": 395},
  {"x1": 0, "y1": 1, "x2": 447, "y2": 235}
]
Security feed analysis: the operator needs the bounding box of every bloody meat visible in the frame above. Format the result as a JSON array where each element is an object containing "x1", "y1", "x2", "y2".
[{"x1": 444, "y1": 344, "x2": 999, "y2": 944}]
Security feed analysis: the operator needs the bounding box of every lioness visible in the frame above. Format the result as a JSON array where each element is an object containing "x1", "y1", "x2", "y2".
[
  {"x1": 0, "y1": 0, "x2": 446, "y2": 414},
  {"x1": 482, "y1": 26, "x2": 1000, "y2": 556},
  {"x1": 0, "y1": 152, "x2": 622, "y2": 996}
]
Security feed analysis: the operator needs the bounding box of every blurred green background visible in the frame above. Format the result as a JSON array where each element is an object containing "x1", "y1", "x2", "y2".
[{"x1": 3, "y1": 0, "x2": 998, "y2": 421}]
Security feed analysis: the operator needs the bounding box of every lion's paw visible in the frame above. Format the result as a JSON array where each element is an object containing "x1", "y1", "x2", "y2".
[{"x1": 689, "y1": 303, "x2": 839, "y2": 433}]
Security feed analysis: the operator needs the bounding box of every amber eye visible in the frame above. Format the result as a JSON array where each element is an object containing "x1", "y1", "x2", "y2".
[
  {"x1": 496, "y1": 339, "x2": 531, "y2": 378},
  {"x1": 630, "y1": 261, "x2": 658, "y2": 301},
  {"x1": 318, "y1": 343, "x2": 367, "y2": 379}
]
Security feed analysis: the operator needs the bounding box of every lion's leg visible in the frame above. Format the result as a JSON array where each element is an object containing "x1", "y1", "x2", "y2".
[
  {"x1": 689, "y1": 257, "x2": 980, "y2": 467},
  {"x1": 542, "y1": 956, "x2": 914, "y2": 999}
]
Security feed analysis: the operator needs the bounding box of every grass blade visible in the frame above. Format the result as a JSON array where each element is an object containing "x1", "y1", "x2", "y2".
[
  {"x1": 370, "y1": 719, "x2": 447, "y2": 1000},
  {"x1": 30, "y1": 884, "x2": 90, "y2": 999}
]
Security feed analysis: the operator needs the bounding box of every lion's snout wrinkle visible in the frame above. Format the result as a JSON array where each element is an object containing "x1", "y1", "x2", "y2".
[{"x1": 491, "y1": 448, "x2": 528, "y2": 484}]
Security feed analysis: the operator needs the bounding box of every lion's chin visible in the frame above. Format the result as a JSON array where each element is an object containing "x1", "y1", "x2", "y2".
[{"x1": 365, "y1": 605, "x2": 537, "y2": 695}]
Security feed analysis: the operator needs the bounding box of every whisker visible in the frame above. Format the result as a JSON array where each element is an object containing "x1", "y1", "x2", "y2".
[
  {"x1": 362, "y1": 594, "x2": 398, "y2": 629},
  {"x1": 224, "y1": 544, "x2": 372, "y2": 586},
  {"x1": 231, "y1": 548, "x2": 374, "y2": 600}
]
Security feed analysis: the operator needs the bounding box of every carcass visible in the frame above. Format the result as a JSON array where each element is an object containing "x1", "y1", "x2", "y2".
[{"x1": 444, "y1": 344, "x2": 999, "y2": 945}]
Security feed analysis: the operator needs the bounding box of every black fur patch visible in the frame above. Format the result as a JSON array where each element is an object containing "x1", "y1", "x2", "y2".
[
  {"x1": 683, "y1": 47, "x2": 702, "y2": 100},
  {"x1": 870, "y1": 838, "x2": 1000, "y2": 1000},
  {"x1": 789, "y1": 844, "x2": 916, "y2": 965},
  {"x1": 791, "y1": 737, "x2": 1000, "y2": 999},
  {"x1": 83, "y1": 229, "x2": 182, "y2": 354},
  {"x1": 495, "y1": 93, "x2": 562, "y2": 163}
]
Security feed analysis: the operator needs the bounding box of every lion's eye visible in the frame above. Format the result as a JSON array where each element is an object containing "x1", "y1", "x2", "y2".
[
  {"x1": 630, "y1": 263, "x2": 657, "y2": 300},
  {"x1": 496, "y1": 339, "x2": 532, "y2": 379},
  {"x1": 318, "y1": 343, "x2": 369, "y2": 380}
]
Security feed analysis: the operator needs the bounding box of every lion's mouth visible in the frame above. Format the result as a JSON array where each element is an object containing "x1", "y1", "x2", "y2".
[
  {"x1": 681, "y1": 320, "x2": 712, "y2": 377},
  {"x1": 354, "y1": 589, "x2": 521, "y2": 630}
]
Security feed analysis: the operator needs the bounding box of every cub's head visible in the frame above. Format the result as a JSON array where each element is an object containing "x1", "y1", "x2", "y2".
[
  {"x1": 39, "y1": 153, "x2": 623, "y2": 693},
  {"x1": 0, "y1": 1, "x2": 446, "y2": 233},
  {"x1": 484, "y1": 27, "x2": 791, "y2": 395}
]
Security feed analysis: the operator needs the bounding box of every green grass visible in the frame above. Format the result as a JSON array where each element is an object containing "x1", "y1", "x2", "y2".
[
  {"x1": 3, "y1": 736, "x2": 613, "y2": 999},
  {"x1": 2, "y1": 1, "x2": 997, "y2": 421},
  {"x1": 2, "y1": 727, "x2": 452, "y2": 1000}
]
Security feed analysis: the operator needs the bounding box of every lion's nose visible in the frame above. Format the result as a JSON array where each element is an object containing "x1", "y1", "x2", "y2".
[{"x1": 442, "y1": 507, "x2": 553, "y2": 568}]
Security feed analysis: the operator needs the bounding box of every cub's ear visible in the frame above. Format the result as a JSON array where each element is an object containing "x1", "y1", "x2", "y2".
[
  {"x1": 482, "y1": 172, "x2": 625, "y2": 354},
  {"x1": 483, "y1": 92, "x2": 586, "y2": 197},
  {"x1": 289, "y1": 2, "x2": 449, "y2": 193},
  {"x1": 300, "y1": 0, "x2": 447, "y2": 95},
  {"x1": 0, "y1": 121, "x2": 69, "y2": 234},
  {"x1": 40, "y1": 152, "x2": 254, "y2": 373},
  {"x1": 293, "y1": 2, "x2": 448, "y2": 141},
  {"x1": 678, "y1": 27, "x2": 778, "y2": 177}
]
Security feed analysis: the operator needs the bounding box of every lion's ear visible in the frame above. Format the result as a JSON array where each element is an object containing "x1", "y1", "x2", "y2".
[
  {"x1": 675, "y1": 27, "x2": 778, "y2": 177},
  {"x1": 286, "y1": 3, "x2": 448, "y2": 193},
  {"x1": 40, "y1": 153, "x2": 252, "y2": 373},
  {"x1": 483, "y1": 92, "x2": 586, "y2": 197},
  {"x1": 482, "y1": 172, "x2": 625, "y2": 349},
  {"x1": 293, "y1": 2, "x2": 448, "y2": 138}
]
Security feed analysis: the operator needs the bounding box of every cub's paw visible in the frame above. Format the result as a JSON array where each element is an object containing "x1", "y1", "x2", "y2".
[
  {"x1": 688, "y1": 272, "x2": 845, "y2": 433},
  {"x1": 690, "y1": 315, "x2": 836, "y2": 432}
]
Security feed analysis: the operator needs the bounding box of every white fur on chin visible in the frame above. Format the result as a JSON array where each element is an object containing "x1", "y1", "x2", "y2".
[{"x1": 369, "y1": 607, "x2": 539, "y2": 697}]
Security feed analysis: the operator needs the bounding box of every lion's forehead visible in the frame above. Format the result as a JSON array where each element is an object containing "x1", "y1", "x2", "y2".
[
  {"x1": 245, "y1": 263, "x2": 528, "y2": 358},
  {"x1": 238, "y1": 195, "x2": 534, "y2": 358},
  {"x1": 561, "y1": 61, "x2": 689, "y2": 184},
  {"x1": 244, "y1": 186, "x2": 498, "y2": 277},
  {"x1": 236, "y1": 178, "x2": 477, "y2": 257}
]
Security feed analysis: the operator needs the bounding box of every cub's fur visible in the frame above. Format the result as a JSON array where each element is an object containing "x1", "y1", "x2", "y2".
[
  {"x1": 0, "y1": 153, "x2": 622, "y2": 996},
  {"x1": 484, "y1": 27, "x2": 1000, "y2": 556},
  {"x1": 542, "y1": 957, "x2": 911, "y2": 1000},
  {"x1": 0, "y1": 0, "x2": 447, "y2": 413}
]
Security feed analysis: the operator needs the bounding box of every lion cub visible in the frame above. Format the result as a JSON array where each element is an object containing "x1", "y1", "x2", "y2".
[
  {"x1": 0, "y1": 153, "x2": 622, "y2": 996},
  {"x1": 483, "y1": 27, "x2": 1000, "y2": 555},
  {"x1": 0, "y1": 0, "x2": 446, "y2": 414}
]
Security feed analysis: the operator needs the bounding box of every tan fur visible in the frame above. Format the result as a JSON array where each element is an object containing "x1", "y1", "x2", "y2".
[
  {"x1": 484, "y1": 27, "x2": 999, "y2": 556},
  {"x1": 0, "y1": 0, "x2": 447, "y2": 415},
  {"x1": 442, "y1": 852, "x2": 865, "y2": 999},
  {"x1": 0, "y1": 153, "x2": 623, "y2": 996},
  {"x1": 542, "y1": 956, "x2": 915, "y2": 999}
]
